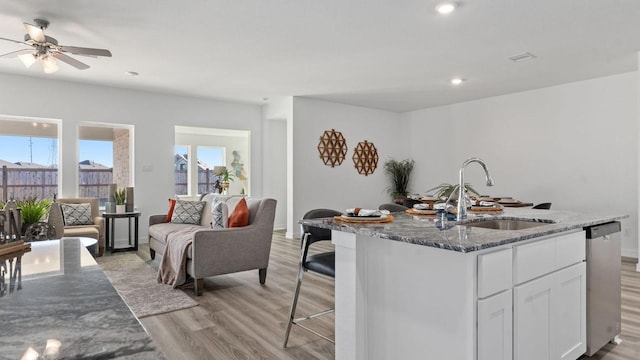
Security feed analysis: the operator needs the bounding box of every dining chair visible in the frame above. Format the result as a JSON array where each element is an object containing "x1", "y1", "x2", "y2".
[
  {"x1": 379, "y1": 203, "x2": 409, "y2": 212},
  {"x1": 403, "y1": 198, "x2": 422, "y2": 208},
  {"x1": 532, "y1": 202, "x2": 552, "y2": 210},
  {"x1": 283, "y1": 208, "x2": 342, "y2": 348}
]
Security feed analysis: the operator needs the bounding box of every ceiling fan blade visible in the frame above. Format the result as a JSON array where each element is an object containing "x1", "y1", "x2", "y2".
[
  {"x1": 24, "y1": 22, "x2": 45, "y2": 42},
  {"x1": 0, "y1": 49, "x2": 33, "y2": 58},
  {"x1": 60, "y1": 45, "x2": 112, "y2": 57},
  {"x1": 52, "y1": 52, "x2": 90, "y2": 70},
  {"x1": 0, "y1": 36, "x2": 28, "y2": 45}
]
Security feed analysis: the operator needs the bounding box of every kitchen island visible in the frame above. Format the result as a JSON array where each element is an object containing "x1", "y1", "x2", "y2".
[
  {"x1": 0, "y1": 238, "x2": 163, "y2": 359},
  {"x1": 301, "y1": 208, "x2": 627, "y2": 360}
]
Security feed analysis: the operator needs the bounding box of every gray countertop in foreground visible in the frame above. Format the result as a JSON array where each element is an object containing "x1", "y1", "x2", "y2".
[
  {"x1": 0, "y1": 239, "x2": 163, "y2": 359},
  {"x1": 300, "y1": 208, "x2": 629, "y2": 253}
]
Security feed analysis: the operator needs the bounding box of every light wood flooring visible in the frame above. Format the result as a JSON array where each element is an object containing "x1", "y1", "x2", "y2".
[
  {"x1": 125, "y1": 233, "x2": 640, "y2": 360},
  {"x1": 136, "y1": 231, "x2": 335, "y2": 360}
]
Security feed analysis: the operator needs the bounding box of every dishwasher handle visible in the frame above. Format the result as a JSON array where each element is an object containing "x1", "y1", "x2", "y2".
[{"x1": 585, "y1": 221, "x2": 621, "y2": 239}]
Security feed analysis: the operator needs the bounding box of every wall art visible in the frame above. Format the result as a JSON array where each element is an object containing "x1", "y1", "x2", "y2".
[
  {"x1": 317, "y1": 129, "x2": 347, "y2": 167},
  {"x1": 352, "y1": 140, "x2": 378, "y2": 176}
]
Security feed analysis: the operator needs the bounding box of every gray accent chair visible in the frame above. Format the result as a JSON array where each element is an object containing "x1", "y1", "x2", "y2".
[
  {"x1": 48, "y1": 197, "x2": 105, "y2": 256},
  {"x1": 148, "y1": 197, "x2": 277, "y2": 295}
]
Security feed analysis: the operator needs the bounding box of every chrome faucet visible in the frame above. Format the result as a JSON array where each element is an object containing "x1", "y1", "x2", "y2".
[{"x1": 454, "y1": 157, "x2": 494, "y2": 221}]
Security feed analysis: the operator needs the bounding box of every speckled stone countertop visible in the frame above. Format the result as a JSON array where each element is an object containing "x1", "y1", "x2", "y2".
[
  {"x1": 301, "y1": 208, "x2": 629, "y2": 253},
  {"x1": 0, "y1": 238, "x2": 163, "y2": 359}
]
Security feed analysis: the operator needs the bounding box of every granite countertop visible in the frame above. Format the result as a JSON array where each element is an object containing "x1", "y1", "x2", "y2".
[
  {"x1": 0, "y1": 238, "x2": 164, "y2": 359},
  {"x1": 300, "y1": 208, "x2": 629, "y2": 253}
]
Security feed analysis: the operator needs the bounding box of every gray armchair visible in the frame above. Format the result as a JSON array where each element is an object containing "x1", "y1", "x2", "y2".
[
  {"x1": 148, "y1": 197, "x2": 277, "y2": 295},
  {"x1": 48, "y1": 198, "x2": 105, "y2": 256}
]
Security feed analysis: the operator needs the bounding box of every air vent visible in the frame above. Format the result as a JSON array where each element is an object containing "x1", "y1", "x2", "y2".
[{"x1": 508, "y1": 52, "x2": 536, "y2": 62}]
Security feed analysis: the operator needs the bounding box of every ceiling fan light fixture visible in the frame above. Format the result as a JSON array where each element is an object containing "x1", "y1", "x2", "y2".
[
  {"x1": 41, "y1": 56, "x2": 59, "y2": 74},
  {"x1": 18, "y1": 53, "x2": 36, "y2": 68}
]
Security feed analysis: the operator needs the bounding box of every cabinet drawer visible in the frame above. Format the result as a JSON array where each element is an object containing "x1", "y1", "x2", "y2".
[
  {"x1": 514, "y1": 230, "x2": 585, "y2": 284},
  {"x1": 478, "y1": 248, "x2": 513, "y2": 298},
  {"x1": 514, "y1": 239, "x2": 556, "y2": 285},
  {"x1": 555, "y1": 231, "x2": 586, "y2": 269}
]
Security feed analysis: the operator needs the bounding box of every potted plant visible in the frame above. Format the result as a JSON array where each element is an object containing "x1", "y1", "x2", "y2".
[
  {"x1": 220, "y1": 168, "x2": 235, "y2": 194},
  {"x1": 114, "y1": 188, "x2": 126, "y2": 213},
  {"x1": 383, "y1": 159, "x2": 415, "y2": 203},
  {"x1": 16, "y1": 196, "x2": 53, "y2": 234},
  {"x1": 426, "y1": 183, "x2": 480, "y2": 207}
]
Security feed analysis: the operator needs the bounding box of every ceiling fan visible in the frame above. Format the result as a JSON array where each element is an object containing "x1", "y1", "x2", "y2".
[{"x1": 0, "y1": 18, "x2": 112, "y2": 74}]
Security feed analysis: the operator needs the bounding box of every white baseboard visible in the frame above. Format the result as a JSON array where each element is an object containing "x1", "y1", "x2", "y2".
[{"x1": 622, "y1": 248, "x2": 637, "y2": 258}]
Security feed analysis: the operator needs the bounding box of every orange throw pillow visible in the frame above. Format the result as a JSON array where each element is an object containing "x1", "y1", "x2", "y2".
[
  {"x1": 163, "y1": 198, "x2": 176, "y2": 223},
  {"x1": 228, "y1": 198, "x2": 249, "y2": 227}
]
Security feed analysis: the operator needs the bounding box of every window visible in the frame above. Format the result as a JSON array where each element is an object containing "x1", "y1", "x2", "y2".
[
  {"x1": 0, "y1": 118, "x2": 59, "y2": 202},
  {"x1": 78, "y1": 124, "x2": 132, "y2": 205},
  {"x1": 174, "y1": 145, "x2": 188, "y2": 195},
  {"x1": 197, "y1": 147, "x2": 224, "y2": 194},
  {"x1": 174, "y1": 126, "x2": 250, "y2": 197}
]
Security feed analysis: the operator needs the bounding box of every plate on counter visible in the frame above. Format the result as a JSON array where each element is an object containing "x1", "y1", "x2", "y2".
[
  {"x1": 341, "y1": 214, "x2": 388, "y2": 221},
  {"x1": 497, "y1": 198, "x2": 520, "y2": 204},
  {"x1": 406, "y1": 208, "x2": 437, "y2": 215},
  {"x1": 469, "y1": 206, "x2": 504, "y2": 213}
]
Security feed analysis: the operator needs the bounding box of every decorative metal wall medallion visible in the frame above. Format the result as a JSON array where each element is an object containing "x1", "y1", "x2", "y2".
[
  {"x1": 317, "y1": 129, "x2": 348, "y2": 167},
  {"x1": 352, "y1": 140, "x2": 378, "y2": 176}
]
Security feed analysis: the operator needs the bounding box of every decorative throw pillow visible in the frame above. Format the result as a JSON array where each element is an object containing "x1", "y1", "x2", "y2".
[
  {"x1": 163, "y1": 198, "x2": 176, "y2": 223},
  {"x1": 171, "y1": 200, "x2": 206, "y2": 225},
  {"x1": 60, "y1": 203, "x2": 94, "y2": 226},
  {"x1": 228, "y1": 198, "x2": 249, "y2": 228},
  {"x1": 211, "y1": 199, "x2": 229, "y2": 229}
]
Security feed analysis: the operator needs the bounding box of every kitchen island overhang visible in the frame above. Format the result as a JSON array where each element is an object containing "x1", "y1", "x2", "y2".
[{"x1": 301, "y1": 208, "x2": 628, "y2": 360}]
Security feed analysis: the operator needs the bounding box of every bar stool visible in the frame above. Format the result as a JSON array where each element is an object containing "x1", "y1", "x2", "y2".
[
  {"x1": 379, "y1": 203, "x2": 408, "y2": 212},
  {"x1": 283, "y1": 208, "x2": 342, "y2": 348},
  {"x1": 532, "y1": 202, "x2": 552, "y2": 209}
]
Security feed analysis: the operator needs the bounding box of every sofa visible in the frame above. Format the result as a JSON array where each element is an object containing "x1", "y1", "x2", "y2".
[
  {"x1": 48, "y1": 197, "x2": 105, "y2": 256},
  {"x1": 148, "y1": 194, "x2": 277, "y2": 295}
]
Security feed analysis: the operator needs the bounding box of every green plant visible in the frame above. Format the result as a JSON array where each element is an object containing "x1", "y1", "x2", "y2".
[
  {"x1": 114, "y1": 189, "x2": 126, "y2": 205},
  {"x1": 383, "y1": 158, "x2": 415, "y2": 198},
  {"x1": 16, "y1": 196, "x2": 53, "y2": 225},
  {"x1": 426, "y1": 183, "x2": 480, "y2": 199},
  {"x1": 220, "y1": 168, "x2": 235, "y2": 183}
]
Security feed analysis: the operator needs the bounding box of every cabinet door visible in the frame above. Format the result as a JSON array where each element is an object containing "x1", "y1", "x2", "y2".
[
  {"x1": 478, "y1": 290, "x2": 513, "y2": 360},
  {"x1": 552, "y1": 263, "x2": 586, "y2": 360},
  {"x1": 514, "y1": 275, "x2": 553, "y2": 360}
]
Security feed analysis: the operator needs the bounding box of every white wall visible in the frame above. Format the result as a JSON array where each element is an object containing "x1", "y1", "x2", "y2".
[
  {"x1": 290, "y1": 97, "x2": 408, "y2": 238},
  {"x1": 262, "y1": 97, "x2": 293, "y2": 231},
  {"x1": 0, "y1": 72, "x2": 263, "y2": 242},
  {"x1": 404, "y1": 72, "x2": 639, "y2": 257}
]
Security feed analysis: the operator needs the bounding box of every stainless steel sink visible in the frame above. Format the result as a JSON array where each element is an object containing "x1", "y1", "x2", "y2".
[{"x1": 463, "y1": 219, "x2": 554, "y2": 230}]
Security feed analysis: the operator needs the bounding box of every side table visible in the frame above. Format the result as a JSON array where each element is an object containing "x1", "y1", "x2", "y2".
[{"x1": 103, "y1": 211, "x2": 141, "y2": 253}]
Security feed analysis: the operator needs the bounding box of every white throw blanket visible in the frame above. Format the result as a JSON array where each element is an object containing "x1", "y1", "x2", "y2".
[{"x1": 157, "y1": 228, "x2": 199, "y2": 288}]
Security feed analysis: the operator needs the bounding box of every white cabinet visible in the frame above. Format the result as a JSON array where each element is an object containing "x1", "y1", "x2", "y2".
[
  {"x1": 552, "y1": 263, "x2": 586, "y2": 360},
  {"x1": 479, "y1": 230, "x2": 586, "y2": 360},
  {"x1": 514, "y1": 272, "x2": 554, "y2": 360},
  {"x1": 513, "y1": 263, "x2": 586, "y2": 360},
  {"x1": 478, "y1": 290, "x2": 513, "y2": 360}
]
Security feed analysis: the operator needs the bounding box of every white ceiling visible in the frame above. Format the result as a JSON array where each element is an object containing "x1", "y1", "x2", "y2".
[{"x1": 0, "y1": 0, "x2": 639, "y2": 113}]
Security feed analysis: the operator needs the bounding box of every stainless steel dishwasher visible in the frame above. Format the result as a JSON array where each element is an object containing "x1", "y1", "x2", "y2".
[{"x1": 584, "y1": 221, "x2": 622, "y2": 356}]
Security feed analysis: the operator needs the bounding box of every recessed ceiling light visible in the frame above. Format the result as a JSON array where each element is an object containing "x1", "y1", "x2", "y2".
[
  {"x1": 126, "y1": 71, "x2": 139, "y2": 76},
  {"x1": 435, "y1": 2, "x2": 457, "y2": 15},
  {"x1": 450, "y1": 77, "x2": 465, "y2": 86}
]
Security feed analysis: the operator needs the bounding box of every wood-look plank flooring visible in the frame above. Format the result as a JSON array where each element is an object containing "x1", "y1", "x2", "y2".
[
  {"x1": 125, "y1": 233, "x2": 640, "y2": 360},
  {"x1": 136, "y1": 231, "x2": 335, "y2": 360}
]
